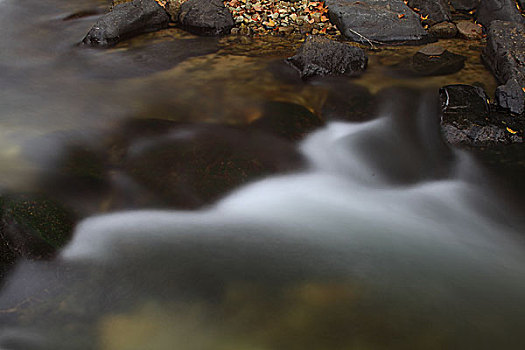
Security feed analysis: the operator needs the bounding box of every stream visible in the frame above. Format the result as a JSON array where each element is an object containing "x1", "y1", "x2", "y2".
[{"x1": 1, "y1": 0, "x2": 525, "y2": 349}]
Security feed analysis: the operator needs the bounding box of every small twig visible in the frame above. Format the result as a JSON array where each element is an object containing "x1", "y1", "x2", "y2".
[{"x1": 346, "y1": 27, "x2": 384, "y2": 49}]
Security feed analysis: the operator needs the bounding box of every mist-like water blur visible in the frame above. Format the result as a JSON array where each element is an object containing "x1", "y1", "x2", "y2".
[
  {"x1": 2, "y1": 108, "x2": 525, "y2": 349},
  {"x1": 1, "y1": 0, "x2": 524, "y2": 348}
]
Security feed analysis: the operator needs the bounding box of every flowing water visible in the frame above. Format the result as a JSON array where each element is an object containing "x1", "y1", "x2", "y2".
[{"x1": 1, "y1": 0, "x2": 525, "y2": 349}]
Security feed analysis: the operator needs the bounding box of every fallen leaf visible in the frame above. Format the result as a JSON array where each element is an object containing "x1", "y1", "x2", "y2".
[{"x1": 506, "y1": 127, "x2": 517, "y2": 134}]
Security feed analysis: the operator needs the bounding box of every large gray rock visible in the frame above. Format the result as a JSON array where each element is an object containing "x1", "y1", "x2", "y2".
[
  {"x1": 325, "y1": 0, "x2": 430, "y2": 44},
  {"x1": 83, "y1": 0, "x2": 170, "y2": 47},
  {"x1": 407, "y1": 0, "x2": 451, "y2": 24},
  {"x1": 178, "y1": 0, "x2": 234, "y2": 36},
  {"x1": 482, "y1": 21, "x2": 525, "y2": 115},
  {"x1": 286, "y1": 36, "x2": 368, "y2": 79},
  {"x1": 476, "y1": 0, "x2": 525, "y2": 28}
]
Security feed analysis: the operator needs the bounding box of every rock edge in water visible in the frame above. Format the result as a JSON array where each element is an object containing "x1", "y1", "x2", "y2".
[
  {"x1": 440, "y1": 84, "x2": 523, "y2": 146},
  {"x1": 83, "y1": 0, "x2": 170, "y2": 48}
]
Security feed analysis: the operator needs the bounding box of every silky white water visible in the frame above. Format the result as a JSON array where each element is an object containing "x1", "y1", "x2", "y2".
[{"x1": 2, "y1": 114, "x2": 525, "y2": 349}]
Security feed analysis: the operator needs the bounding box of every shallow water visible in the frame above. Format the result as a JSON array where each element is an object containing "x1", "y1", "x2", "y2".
[{"x1": 1, "y1": 0, "x2": 524, "y2": 349}]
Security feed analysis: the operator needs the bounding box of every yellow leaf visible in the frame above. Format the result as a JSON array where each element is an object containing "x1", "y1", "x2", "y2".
[{"x1": 506, "y1": 127, "x2": 517, "y2": 134}]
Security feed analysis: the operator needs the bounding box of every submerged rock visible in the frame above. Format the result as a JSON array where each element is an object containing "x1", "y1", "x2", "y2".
[
  {"x1": 482, "y1": 20, "x2": 525, "y2": 115},
  {"x1": 250, "y1": 101, "x2": 325, "y2": 140},
  {"x1": 286, "y1": 36, "x2": 367, "y2": 79},
  {"x1": 476, "y1": 0, "x2": 525, "y2": 28},
  {"x1": 319, "y1": 80, "x2": 375, "y2": 121},
  {"x1": 407, "y1": 0, "x2": 452, "y2": 24},
  {"x1": 325, "y1": 0, "x2": 430, "y2": 44},
  {"x1": 390, "y1": 45, "x2": 465, "y2": 76},
  {"x1": 439, "y1": 84, "x2": 523, "y2": 145},
  {"x1": 412, "y1": 46, "x2": 465, "y2": 75},
  {"x1": 0, "y1": 194, "x2": 76, "y2": 262},
  {"x1": 83, "y1": 0, "x2": 170, "y2": 47},
  {"x1": 178, "y1": 0, "x2": 234, "y2": 36},
  {"x1": 118, "y1": 121, "x2": 304, "y2": 208}
]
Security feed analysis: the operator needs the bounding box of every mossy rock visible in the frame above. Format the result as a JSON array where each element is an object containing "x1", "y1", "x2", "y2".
[{"x1": 0, "y1": 194, "x2": 76, "y2": 260}]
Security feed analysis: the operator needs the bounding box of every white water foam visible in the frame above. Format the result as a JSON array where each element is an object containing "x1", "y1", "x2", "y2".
[{"x1": 61, "y1": 119, "x2": 525, "y2": 281}]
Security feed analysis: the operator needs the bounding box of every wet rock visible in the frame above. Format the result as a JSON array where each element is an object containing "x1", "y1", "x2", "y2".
[
  {"x1": 455, "y1": 20, "x2": 483, "y2": 39},
  {"x1": 286, "y1": 36, "x2": 368, "y2": 79},
  {"x1": 0, "y1": 194, "x2": 76, "y2": 261},
  {"x1": 449, "y1": 0, "x2": 479, "y2": 11},
  {"x1": 178, "y1": 0, "x2": 234, "y2": 36},
  {"x1": 482, "y1": 21, "x2": 525, "y2": 115},
  {"x1": 428, "y1": 21, "x2": 458, "y2": 38},
  {"x1": 83, "y1": 0, "x2": 170, "y2": 47},
  {"x1": 250, "y1": 101, "x2": 325, "y2": 140},
  {"x1": 120, "y1": 121, "x2": 305, "y2": 208},
  {"x1": 439, "y1": 84, "x2": 523, "y2": 145},
  {"x1": 476, "y1": 0, "x2": 525, "y2": 28},
  {"x1": 391, "y1": 45, "x2": 466, "y2": 76},
  {"x1": 495, "y1": 78, "x2": 525, "y2": 115},
  {"x1": 407, "y1": 0, "x2": 452, "y2": 24},
  {"x1": 325, "y1": 0, "x2": 430, "y2": 44}
]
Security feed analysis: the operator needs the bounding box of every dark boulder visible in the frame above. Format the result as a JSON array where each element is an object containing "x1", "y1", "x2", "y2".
[
  {"x1": 407, "y1": 0, "x2": 452, "y2": 24},
  {"x1": 482, "y1": 20, "x2": 525, "y2": 115},
  {"x1": 449, "y1": 0, "x2": 479, "y2": 11},
  {"x1": 250, "y1": 101, "x2": 325, "y2": 140},
  {"x1": 391, "y1": 45, "x2": 466, "y2": 76},
  {"x1": 476, "y1": 0, "x2": 525, "y2": 27},
  {"x1": 83, "y1": 0, "x2": 170, "y2": 47},
  {"x1": 178, "y1": 0, "x2": 234, "y2": 36},
  {"x1": 286, "y1": 36, "x2": 368, "y2": 79},
  {"x1": 439, "y1": 84, "x2": 523, "y2": 145},
  {"x1": 325, "y1": 0, "x2": 430, "y2": 44},
  {"x1": 0, "y1": 194, "x2": 76, "y2": 262}
]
